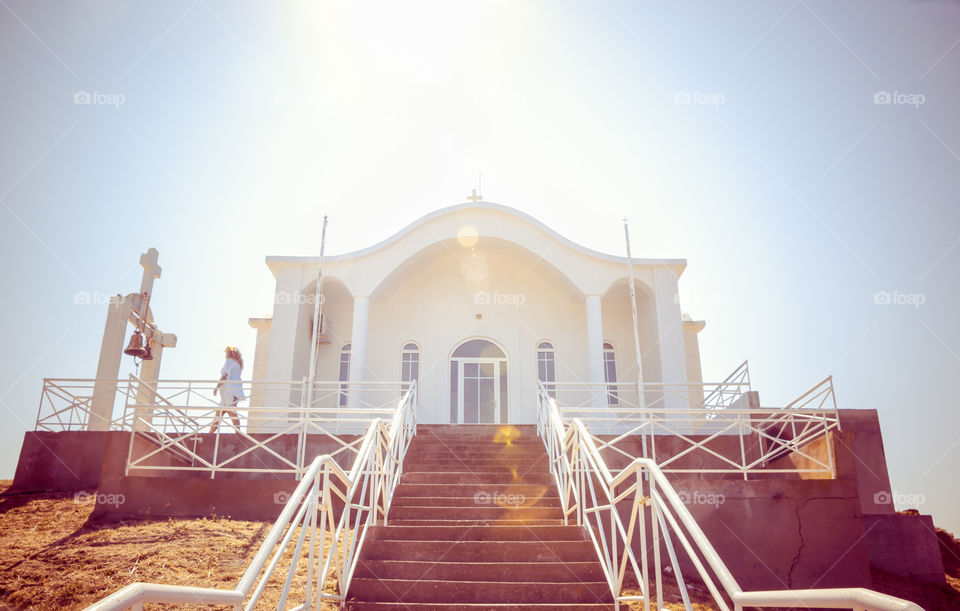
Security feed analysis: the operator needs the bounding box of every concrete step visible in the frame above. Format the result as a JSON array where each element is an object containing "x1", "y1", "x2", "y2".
[
  {"x1": 404, "y1": 451, "x2": 547, "y2": 461},
  {"x1": 388, "y1": 518, "x2": 566, "y2": 526},
  {"x1": 400, "y1": 464, "x2": 549, "y2": 475},
  {"x1": 388, "y1": 505, "x2": 563, "y2": 521},
  {"x1": 360, "y1": 539, "x2": 597, "y2": 562},
  {"x1": 347, "y1": 578, "x2": 612, "y2": 604},
  {"x1": 353, "y1": 559, "x2": 606, "y2": 582},
  {"x1": 400, "y1": 471, "x2": 553, "y2": 485},
  {"x1": 403, "y1": 456, "x2": 549, "y2": 466},
  {"x1": 391, "y1": 495, "x2": 561, "y2": 508},
  {"x1": 417, "y1": 425, "x2": 538, "y2": 435},
  {"x1": 368, "y1": 525, "x2": 583, "y2": 541},
  {"x1": 393, "y1": 484, "x2": 552, "y2": 498},
  {"x1": 407, "y1": 440, "x2": 545, "y2": 448},
  {"x1": 406, "y1": 440, "x2": 545, "y2": 448},
  {"x1": 411, "y1": 433, "x2": 544, "y2": 448}
]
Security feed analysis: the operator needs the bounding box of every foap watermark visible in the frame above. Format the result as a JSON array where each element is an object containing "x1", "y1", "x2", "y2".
[
  {"x1": 873, "y1": 290, "x2": 925, "y2": 309},
  {"x1": 73, "y1": 290, "x2": 119, "y2": 305},
  {"x1": 273, "y1": 490, "x2": 292, "y2": 505},
  {"x1": 674, "y1": 90, "x2": 726, "y2": 108},
  {"x1": 474, "y1": 490, "x2": 525, "y2": 508},
  {"x1": 677, "y1": 490, "x2": 725, "y2": 508},
  {"x1": 74, "y1": 490, "x2": 125, "y2": 508},
  {"x1": 275, "y1": 290, "x2": 324, "y2": 306},
  {"x1": 873, "y1": 490, "x2": 926, "y2": 507},
  {"x1": 73, "y1": 90, "x2": 126, "y2": 108},
  {"x1": 873, "y1": 90, "x2": 926, "y2": 108},
  {"x1": 474, "y1": 290, "x2": 526, "y2": 308}
]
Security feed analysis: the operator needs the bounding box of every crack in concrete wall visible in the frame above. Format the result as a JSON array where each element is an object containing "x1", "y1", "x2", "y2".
[{"x1": 788, "y1": 495, "x2": 843, "y2": 587}]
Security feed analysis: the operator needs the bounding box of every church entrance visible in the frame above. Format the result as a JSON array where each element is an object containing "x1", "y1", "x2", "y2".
[{"x1": 449, "y1": 338, "x2": 508, "y2": 424}]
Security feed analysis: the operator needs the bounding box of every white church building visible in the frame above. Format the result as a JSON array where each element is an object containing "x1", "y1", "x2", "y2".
[{"x1": 246, "y1": 202, "x2": 705, "y2": 427}]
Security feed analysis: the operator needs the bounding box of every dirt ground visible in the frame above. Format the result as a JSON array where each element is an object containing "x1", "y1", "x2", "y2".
[
  {"x1": 0, "y1": 481, "x2": 339, "y2": 610},
  {"x1": 0, "y1": 480, "x2": 957, "y2": 610}
]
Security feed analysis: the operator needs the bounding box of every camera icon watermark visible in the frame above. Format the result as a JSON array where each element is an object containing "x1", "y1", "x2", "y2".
[
  {"x1": 73, "y1": 290, "x2": 116, "y2": 305},
  {"x1": 873, "y1": 490, "x2": 925, "y2": 507},
  {"x1": 674, "y1": 90, "x2": 726, "y2": 108},
  {"x1": 873, "y1": 90, "x2": 925, "y2": 108},
  {"x1": 677, "y1": 490, "x2": 725, "y2": 508},
  {"x1": 74, "y1": 490, "x2": 125, "y2": 508},
  {"x1": 474, "y1": 290, "x2": 526, "y2": 308},
  {"x1": 873, "y1": 290, "x2": 925, "y2": 309},
  {"x1": 273, "y1": 490, "x2": 291, "y2": 505},
  {"x1": 73, "y1": 90, "x2": 126, "y2": 108},
  {"x1": 474, "y1": 490, "x2": 525, "y2": 508}
]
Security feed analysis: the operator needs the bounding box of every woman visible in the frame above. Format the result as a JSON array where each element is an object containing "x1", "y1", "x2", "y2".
[{"x1": 211, "y1": 345, "x2": 245, "y2": 433}]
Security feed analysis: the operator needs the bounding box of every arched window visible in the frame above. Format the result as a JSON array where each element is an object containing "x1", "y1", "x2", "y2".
[
  {"x1": 401, "y1": 342, "x2": 420, "y2": 391},
  {"x1": 537, "y1": 341, "x2": 556, "y2": 398},
  {"x1": 603, "y1": 341, "x2": 618, "y2": 405},
  {"x1": 338, "y1": 343, "x2": 351, "y2": 407}
]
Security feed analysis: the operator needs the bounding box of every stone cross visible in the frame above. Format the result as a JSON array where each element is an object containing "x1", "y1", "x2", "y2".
[
  {"x1": 139, "y1": 247, "x2": 162, "y2": 295},
  {"x1": 91, "y1": 247, "x2": 173, "y2": 431}
]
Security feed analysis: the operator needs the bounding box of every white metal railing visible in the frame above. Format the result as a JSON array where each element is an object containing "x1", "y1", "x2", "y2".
[
  {"x1": 549, "y1": 366, "x2": 840, "y2": 478},
  {"x1": 35, "y1": 378, "x2": 136, "y2": 431},
  {"x1": 536, "y1": 382, "x2": 920, "y2": 611},
  {"x1": 34, "y1": 376, "x2": 414, "y2": 477},
  {"x1": 85, "y1": 381, "x2": 417, "y2": 611}
]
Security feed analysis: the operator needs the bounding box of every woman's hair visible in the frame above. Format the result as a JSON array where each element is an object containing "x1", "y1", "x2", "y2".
[{"x1": 225, "y1": 346, "x2": 243, "y2": 369}]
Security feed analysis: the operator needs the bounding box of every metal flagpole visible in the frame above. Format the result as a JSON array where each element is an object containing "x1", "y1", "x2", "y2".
[
  {"x1": 298, "y1": 216, "x2": 328, "y2": 478},
  {"x1": 623, "y1": 219, "x2": 648, "y2": 459},
  {"x1": 307, "y1": 216, "x2": 329, "y2": 397}
]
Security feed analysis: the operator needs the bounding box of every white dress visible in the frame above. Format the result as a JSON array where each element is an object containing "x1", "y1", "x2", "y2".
[{"x1": 219, "y1": 358, "x2": 246, "y2": 405}]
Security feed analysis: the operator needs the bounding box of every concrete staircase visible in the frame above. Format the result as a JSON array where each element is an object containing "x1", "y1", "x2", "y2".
[{"x1": 347, "y1": 424, "x2": 613, "y2": 610}]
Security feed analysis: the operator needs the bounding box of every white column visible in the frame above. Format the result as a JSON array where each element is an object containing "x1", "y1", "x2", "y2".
[
  {"x1": 585, "y1": 295, "x2": 605, "y2": 408},
  {"x1": 347, "y1": 296, "x2": 370, "y2": 410},
  {"x1": 246, "y1": 317, "x2": 272, "y2": 433},
  {"x1": 90, "y1": 295, "x2": 130, "y2": 431},
  {"x1": 265, "y1": 266, "x2": 304, "y2": 404},
  {"x1": 653, "y1": 268, "x2": 689, "y2": 414},
  {"x1": 133, "y1": 342, "x2": 163, "y2": 431}
]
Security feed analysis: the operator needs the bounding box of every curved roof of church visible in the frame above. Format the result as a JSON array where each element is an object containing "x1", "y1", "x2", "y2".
[{"x1": 267, "y1": 200, "x2": 686, "y2": 271}]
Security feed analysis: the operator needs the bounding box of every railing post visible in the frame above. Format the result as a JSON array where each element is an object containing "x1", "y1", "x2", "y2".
[
  {"x1": 825, "y1": 420, "x2": 838, "y2": 479},
  {"x1": 739, "y1": 410, "x2": 749, "y2": 482},
  {"x1": 35, "y1": 380, "x2": 48, "y2": 430},
  {"x1": 305, "y1": 473, "x2": 319, "y2": 611},
  {"x1": 211, "y1": 422, "x2": 221, "y2": 480},
  {"x1": 651, "y1": 474, "x2": 662, "y2": 611},
  {"x1": 639, "y1": 465, "x2": 650, "y2": 611},
  {"x1": 297, "y1": 377, "x2": 308, "y2": 480}
]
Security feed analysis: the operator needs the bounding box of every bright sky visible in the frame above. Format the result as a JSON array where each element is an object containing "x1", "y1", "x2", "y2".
[{"x1": 1, "y1": 1, "x2": 958, "y2": 533}]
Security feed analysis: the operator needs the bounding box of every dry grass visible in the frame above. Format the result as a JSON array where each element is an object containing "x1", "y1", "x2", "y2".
[{"x1": 0, "y1": 481, "x2": 340, "y2": 610}]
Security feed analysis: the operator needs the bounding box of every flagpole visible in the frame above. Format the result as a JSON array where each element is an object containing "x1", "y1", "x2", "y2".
[
  {"x1": 624, "y1": 219, "x2": 648, "y2": 458},
  {"x1": 306, "y1": 215, "x2": 329, "y2": 405}
]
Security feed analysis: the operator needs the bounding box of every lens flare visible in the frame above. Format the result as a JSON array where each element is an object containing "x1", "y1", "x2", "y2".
[{"x1": 457, "y1": 224, "x2": 479, "y2": 248}]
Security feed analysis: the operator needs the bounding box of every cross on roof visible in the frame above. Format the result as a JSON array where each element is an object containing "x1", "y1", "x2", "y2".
[
  {"x1": 139, "y1": 248, "x2": 162, "y2": 294},
  {"x1": 467, "y1": 188, "x2": 482, "y2": 202}
]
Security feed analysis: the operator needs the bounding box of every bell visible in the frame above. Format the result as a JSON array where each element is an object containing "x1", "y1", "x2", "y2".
[
  {"x1": 124, "y1": 331, "x2": 147, "y2": 359},
  {"x1": 142, "y1": 338, "x2": 153, "y2": 361}
]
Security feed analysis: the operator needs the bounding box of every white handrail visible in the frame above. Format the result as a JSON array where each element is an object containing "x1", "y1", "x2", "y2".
[
  {"x1": 85, "y1": 381, "x2": 418, "y2": 611},
  {"x1": 536, "y1": 381, "x2": 922, "y2": 611}
]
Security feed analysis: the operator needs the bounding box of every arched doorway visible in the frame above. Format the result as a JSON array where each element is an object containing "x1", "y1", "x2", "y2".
[{"x1": 449, "y1": 338, "x2": 508, "y2": 424}]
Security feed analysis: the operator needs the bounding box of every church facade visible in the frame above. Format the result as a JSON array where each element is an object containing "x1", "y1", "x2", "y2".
[{"x1": 247, "y1": 202, "x2": 705, "y2": 426}]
